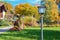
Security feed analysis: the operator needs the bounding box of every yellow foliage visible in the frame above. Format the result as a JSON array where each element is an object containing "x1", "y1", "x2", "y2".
[
  {"x1": 5, "y1": 3, "x2": 13, "y2": 11},
  {"x1": 45, "y1": 0, "x2": 59, "y2": 22},
  {"x1": 15, "y1": 3, "x2": 39, "y2": 17}
]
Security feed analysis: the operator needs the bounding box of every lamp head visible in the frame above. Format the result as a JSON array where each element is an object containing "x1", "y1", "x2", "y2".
[{"x1": 38, "y1": 6, "x2": 46, "y2": 15}]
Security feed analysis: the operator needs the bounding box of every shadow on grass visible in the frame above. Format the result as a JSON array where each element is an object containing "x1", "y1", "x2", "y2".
[
  {"x1": 43, "y1": 30, "x2": 60, "y2": 40},
  {"x1": 0, "y1": 29, "x2": 60, "y2": 40}
]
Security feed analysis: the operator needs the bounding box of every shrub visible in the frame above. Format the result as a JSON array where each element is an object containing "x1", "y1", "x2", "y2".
[
  {"x1": 0, "y1": 20, "x2": 10, "y2": 26},
  {"x1": 20, "y1": 16, "x2": 38, "y2": 26}
]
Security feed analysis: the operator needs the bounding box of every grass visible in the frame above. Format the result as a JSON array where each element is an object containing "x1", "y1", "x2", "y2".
[
  {"x1": 0, "y1": 26, "x2": 10, "y2": 28},
  {"x1": 0, "y1": 26, "x2": 5, "y2": 28},
  {"x1": 0, "y1": 27, "x2": 60, "y2": 40}
]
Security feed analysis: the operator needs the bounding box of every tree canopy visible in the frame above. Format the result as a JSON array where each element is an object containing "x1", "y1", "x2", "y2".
[
  {"x1": 15, "y1": 3, "x2": 39, "y2": 16},
  {"x1": 44, "y1": 0, "x2": 59, "y2": 24}
]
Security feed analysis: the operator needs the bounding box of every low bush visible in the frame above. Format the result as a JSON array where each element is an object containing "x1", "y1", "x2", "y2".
[
  {"x1": 0, "y1": 20, "x2": 10, "y2": 26},
  {"x1": 21, "y1": 16, "x2": 38, "y2": 26}
]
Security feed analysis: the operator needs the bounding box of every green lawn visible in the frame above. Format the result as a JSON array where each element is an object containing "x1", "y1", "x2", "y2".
[
  {"x1": 0, "y1": 27, "x2": 60, "y2": 40},
  {"x1": 0, "y1": 25, "x2": 10, "y2": 28},
  {"x1": 0, "y1": 26, "x2": 5, "y2": 28}
]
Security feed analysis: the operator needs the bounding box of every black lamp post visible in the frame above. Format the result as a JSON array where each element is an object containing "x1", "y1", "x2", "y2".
[{"x1": 37, "y1": 0, "x2": 46, "y2": 40}]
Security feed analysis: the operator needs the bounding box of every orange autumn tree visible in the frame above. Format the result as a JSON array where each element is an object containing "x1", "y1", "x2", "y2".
[
  {"x1": 44, "y1": 0, "x2": 59, "y2": 24},
  {"x1": 5, "y1": 3, "x2": 13, "y2": 11},
  {"x1": 15, "y1": 3, "x2": 39, "y2": 20},
  {"x1": 15, "y1": 3, "x2": 39, "y2": 26},
  {"x1": 4, "y1": 3, "x2": 13, "y2": 22},
  {"x1": 15, "y1": 3, "x2": 39, "y2": 16}
]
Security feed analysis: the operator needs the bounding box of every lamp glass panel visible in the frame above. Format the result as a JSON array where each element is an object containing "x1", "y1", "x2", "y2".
[{"x1": 39, "y1": 8, "x2": 46, "y2": 13}]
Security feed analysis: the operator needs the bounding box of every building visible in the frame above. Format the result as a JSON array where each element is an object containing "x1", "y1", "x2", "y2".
[{"x1": 0, "y1": 2, "x2": 6, "y2": 20}]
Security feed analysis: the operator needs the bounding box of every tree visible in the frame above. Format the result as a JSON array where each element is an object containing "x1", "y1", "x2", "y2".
[
  {"x1": 15, "y1": 3, "x2": 39, "y2": 28},
  {"x1": 15, "y1": 3, "x2": 39, "y2": 17},
  {"x1": 5, "y1": 3, "x2": 13, "y2": 11},
  {"x1": 4, "y1": 3, "x2": 13, "y2": 21},
  {"x1": 44, "y1": 0, "x2": 59, "y2": 24},
  {"x1": 15, "y1": 3, "x2": 40, "y2": 21}
]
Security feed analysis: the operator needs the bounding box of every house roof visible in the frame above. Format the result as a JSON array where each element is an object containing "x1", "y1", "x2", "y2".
[
  {"x1": 56, "y1": 0, "x2": 60, "y2": 4},
  {"x1": 0, "y1": 2, "x2": 4, "y2": 6}
]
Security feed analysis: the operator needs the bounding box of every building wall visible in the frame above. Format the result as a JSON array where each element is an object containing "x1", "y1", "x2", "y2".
[
  {"x1": 56, "y1": 0, "x2": 60, "y2": 4},
  {"x1": 0, "y1": 2, "x2": 6, "y2": 20}
]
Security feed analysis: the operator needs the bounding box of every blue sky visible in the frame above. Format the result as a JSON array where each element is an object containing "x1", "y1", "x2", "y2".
[{"x1": 3, "y1": 0, "x2": 41, "y2": 7}]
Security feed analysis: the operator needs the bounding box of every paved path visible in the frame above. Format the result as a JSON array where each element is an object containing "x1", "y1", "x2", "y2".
[{"x1": 0, "y1": 25, "x2": 13, "y2": 34}]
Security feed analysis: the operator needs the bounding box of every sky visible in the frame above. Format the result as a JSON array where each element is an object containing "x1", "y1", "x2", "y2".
[{"x1": 1, "y1": 0, "x2": 41, "y2": 7}]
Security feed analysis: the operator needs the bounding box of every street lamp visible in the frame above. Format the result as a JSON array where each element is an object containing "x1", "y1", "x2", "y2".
[
  {"x1": 38, "y1": 6, "x2": 46, "y2": 15},
  {"x1": 37, "y1": 3, "x2": 46, "y2": 40}
]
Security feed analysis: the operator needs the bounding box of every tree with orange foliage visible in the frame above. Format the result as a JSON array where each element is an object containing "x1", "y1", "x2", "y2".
[
  {"x1": 15, "y1": 3, "x2": 40, "y2": 29},
  {"x1": 44, "y1": 0, "x2": 59, "y2": 24}
]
